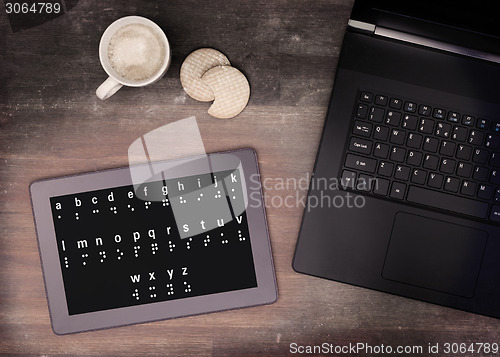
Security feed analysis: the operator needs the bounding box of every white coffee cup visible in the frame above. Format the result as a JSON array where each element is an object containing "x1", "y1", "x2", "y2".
[{"x1": 96, "y1": 16, "x2": 171, "y2": 100}]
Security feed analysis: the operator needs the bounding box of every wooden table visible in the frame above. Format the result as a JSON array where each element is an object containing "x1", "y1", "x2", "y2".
[{"x1": 1, "y1": 0, "x2": 500, "y2": 355}]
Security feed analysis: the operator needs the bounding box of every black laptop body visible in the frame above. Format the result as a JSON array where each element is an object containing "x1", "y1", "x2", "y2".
[{"x1": 293, "y1": 0, "x2": 500, "y2": 318}]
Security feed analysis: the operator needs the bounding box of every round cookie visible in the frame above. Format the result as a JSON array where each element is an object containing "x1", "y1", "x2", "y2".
[
  {"x1": 180, "y1": 48, "x2": 231, "y2": 102},
  {"x1": 201, "y1": 66, "x2": 250, "y2": 119}
]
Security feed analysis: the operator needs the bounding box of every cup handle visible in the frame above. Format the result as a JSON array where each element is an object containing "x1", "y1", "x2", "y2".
[{"x1": 96, "y1": 77, "x2": 123, "y2": 100}]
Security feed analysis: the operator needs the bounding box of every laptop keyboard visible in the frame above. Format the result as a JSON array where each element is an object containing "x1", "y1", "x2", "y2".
[{"x1": 341, "y1": 90, "x2": 500, "y2": 223}]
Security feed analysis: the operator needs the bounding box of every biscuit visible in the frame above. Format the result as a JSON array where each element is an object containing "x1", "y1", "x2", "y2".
[
  {"x1": 180, "y1": 48, "x2": 230, "y2": 102},
  {"x1": 201, "y1": 66, "x2": 250, "y2": 119}
]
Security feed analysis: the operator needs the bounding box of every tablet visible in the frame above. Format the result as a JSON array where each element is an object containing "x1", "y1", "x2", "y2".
[{"x1": 30, "y1": 148, "x2": 277, "y2": 334}]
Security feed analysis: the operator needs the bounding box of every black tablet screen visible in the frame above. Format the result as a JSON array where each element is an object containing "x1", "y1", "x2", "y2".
[{"x1": 50, "y1": 168, "x2": 257, "y2": 315}]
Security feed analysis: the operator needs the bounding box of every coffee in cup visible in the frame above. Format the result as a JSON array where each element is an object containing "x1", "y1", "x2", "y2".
[{"x1": 96, "y1": 16, "x2": 171, "y2": 100}]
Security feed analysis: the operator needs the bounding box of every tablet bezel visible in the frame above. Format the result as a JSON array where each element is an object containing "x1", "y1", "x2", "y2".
[{"x1": 30, "y1": 148, "x2": 277, "y2": 334}]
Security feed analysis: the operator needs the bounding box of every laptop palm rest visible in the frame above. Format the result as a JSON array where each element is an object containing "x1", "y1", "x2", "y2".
[{"x1": 382, "y1": 212, "x2": 488, "y2": 298}]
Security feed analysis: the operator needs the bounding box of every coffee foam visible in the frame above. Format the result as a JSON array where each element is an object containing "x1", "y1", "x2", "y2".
[{"x1": 108, "y1": 23, "x2": 165, "y2": 82}]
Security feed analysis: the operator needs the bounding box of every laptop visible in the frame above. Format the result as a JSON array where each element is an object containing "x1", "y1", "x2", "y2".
[{"x1": 293, "y1": 0, "x2": 500, "y2": 318}]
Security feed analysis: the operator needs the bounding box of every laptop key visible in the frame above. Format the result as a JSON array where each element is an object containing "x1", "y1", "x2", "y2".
[
  {"x1": 477, "y1": 118, "x2": 489, "y2": 130},
  {"x1": 440, "y1": 158, "x2": 456, "y2": 174},
  {"x1": 494, "y1": 189, "x2": 500, "y2": 203},
  {"x1": 485, "y1": 134, "x2": 500, "y2": 150},
  {"x1": 456, "y1": 144, "x2": 472, "y2": 160},
  {"x1": 447, "y1": 112, "x2": 460, "y2": 123},
  {"x1": 462, "y1": 115, "x2": 475, "y2": 127},
  {"x1": 345, "y1": 154, "x2": 376, "y2": 173},
  {"x1": 490, "y1": 205, "x2": 500, "y2": 222},
  {"x1": 473, "y1": 148, "x2": 489, "y2": 164},
  {"x1": 373, "y1": 178, "x2": 390, "y2": 196},
  {"x1": 407, "y1": 150, "x2": 422, "y2": 166},
  {"x1": 360, "y1": 92, "x2": 373, "y2": 102},
  {"x1": 418, "y1": 104, "x2": 431, "y2": 116},
  {"x1": 490, "y1": 153, "x2": 500, "y2": 168},
  {"x1": 423, "y1": 137, "x2": 439, "y2": 152},
  {"x1": 404, "y1": 102, "x2": 416, "y2": 113},
  {"x1": 444, "y1": 177, "x2": 460, "y2": 192},
  {"x1": 389, "y1": 98, "x2": 402, "y2": 109},
  {"x1": 369, "y1": 107, "x2": 384, "y2": 123},
  {"x1": 390, "y1": 147, "x2": 406, "y2": 162},
  {"x1": 468, "y1": 130, "x2": 485, "y2": 146},
  {"x1": 407, "y1": 186, "x2": 489, "y2": 219},
  {"x1": 394, "y1": 165, "x2": 411, "y2": 181},
  {"x1": 452, "y1": 126, "x2": 467, "y2": 142},
  {"x1": 440, "y1": 141, "x2": 455, "y2": 157},
  {"x1": 386, "y1": 111, "x2": 402, "y2": 126},
  {"x1": 477, "y1": 184, "x2": 493, "y2": 200},
  {"x1": 435, "y1": 122, "x2": 451, "y2": 138},
  {"x1": 341, "y1": 170, "x2": 357, "y2": 189},
  {"x1": 473, "y1": 166, "x2": 489, "y2": 182},
  {"x1": 457, "y1": 162, "x2": 472, "y2": 178},
  {"x1": 390, "y1": 182, "x2": 406, "y2": 199},
  {"x1": 433, "y1": 108, "x2": 446, "y2": 119},
  {"x1": 349, "y1": 137, "x2": 372, "y2": 155},
  {"x1": 356, "y1": 104, "x2": 368, "y2": 119},
  {"x1": 491, "y1": 170, "x2": 500, "y2": 185},
  {"x1": 377, "y1": 161, "x2": 394, "y2": 177},
  {"x1": 419, "y1": 118, "x2": 434, "y2": 134},
  {"x1": 402, "y1": 114, "x2": 418, "y2": 131},
  {"x1": 423, "y1": 154, "x2": 439, "y2": 170},
  {"x1": 357, "y1": 174, "x2": 373, "y2": 191},
  {"x1": 373, "y1": 143, "x2": 389, "y2": 158},
  {"x1": 410, "y1": 169, "x2": 426, "y2": 185},
  {"x1": 461, "y1": 180, "x2": 476, "y2": 197},
  {"x1": 389, "y1": 129, "x2": 405, "y2": 145},
  {"x1": 373, "y1": 125, "x2": 389, "y2": 141},
  {"x1": 352, "y1": 120, "x2": 372, "y2": 137},
  {"x1": 406, "y1": 132, "x2": 422, "y2": 148},
  {"x1": 428, "y1": 173, "x2": 444, "y2": 189},
  {"x1": 374, "y1": 95, "x2": 388, "y2": 106}
]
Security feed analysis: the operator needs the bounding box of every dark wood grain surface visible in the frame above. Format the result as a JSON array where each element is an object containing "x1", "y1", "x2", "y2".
[{"x1": 1, "y1": 0, "x2": 500, "y2": 356}]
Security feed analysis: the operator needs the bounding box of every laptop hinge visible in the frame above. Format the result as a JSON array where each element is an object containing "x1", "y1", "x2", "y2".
[
  {"x1": 348, "y1": 19, "x2": 375, "y2": 35},
  {"x1": 375, "y1": 26, "x2": 500, "y2": 65}
]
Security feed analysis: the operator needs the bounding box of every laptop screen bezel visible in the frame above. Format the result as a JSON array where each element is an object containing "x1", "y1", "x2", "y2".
[{"x1": 350, "y1": 0, "x2": 500, "y2": 56}]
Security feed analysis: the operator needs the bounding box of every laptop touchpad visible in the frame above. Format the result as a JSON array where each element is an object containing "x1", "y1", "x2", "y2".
[{"x1": 382, "y1": 212, "x2": 488, "y2": 298}]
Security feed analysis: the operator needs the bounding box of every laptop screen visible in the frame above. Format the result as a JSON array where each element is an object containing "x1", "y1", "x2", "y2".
[
  {"x1": 351, "y1": 0, "x2": 500, "y2": 55},
  {"x1": 370, "y1": 0, "x2": 500, "y2": 38}
]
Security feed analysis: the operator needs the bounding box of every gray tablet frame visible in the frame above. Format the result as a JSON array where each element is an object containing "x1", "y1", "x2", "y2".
[{"x1": 30, "y1": 148, "x2": 277, "y2": 334}]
